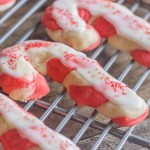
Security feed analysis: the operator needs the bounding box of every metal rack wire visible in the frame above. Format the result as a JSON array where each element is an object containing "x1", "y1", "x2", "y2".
[{"x1": 0, "y1": 0, "x2": 150, "y2": 149}]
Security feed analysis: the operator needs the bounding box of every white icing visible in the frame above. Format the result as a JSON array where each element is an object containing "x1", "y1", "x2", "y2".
[
  {"x1": 29, "y1": 42, "x2": 85, "y2": 59},
  {"x1": 28, "y1": 41, "x2": 86, "y2": 74},
  {"x1": 51, "y1": 0, "x2": 150, "y2": 51},
  {"x1": 0, "y1": 93, "x2": 79, "y2": 150},
  {"x1": 0, "y1": 57, "x2": 37, "y2": 81},
  {"x1": 52, "y1": 0, "x2": 86, "y2": 32},
  {"x1": 0, "y1": 0, "x2": 16, "y2": 11}
]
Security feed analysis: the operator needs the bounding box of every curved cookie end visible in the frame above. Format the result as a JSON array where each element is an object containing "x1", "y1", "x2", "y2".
[
  {"x1": 131, "y1": 50, "x2": 150, "y2": 68},
  {"x1": 112, "y1": 108, "x2": 149, "y2": 127}
]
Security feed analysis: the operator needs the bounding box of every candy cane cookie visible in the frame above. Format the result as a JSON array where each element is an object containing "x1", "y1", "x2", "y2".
[
  {"x1": 42, "y1": 0, "x2": 150, "y2": 67},
  {"x1": 0, "y1": 93, "x2": 79, "y2": 150},
  {"x1": 0, "y1": 41, "x2": 52, "y2": 101},
  {"x1": 41, "y1": 0, "x2": 101, "y2": 51},
  {"x1": 0, "y1": 40, "x2": 148, "y2": 126},
  {"x1": 0, "y1": 0, "x2": 16, "y2": 12},
  {"x1": 60, "y1": 53, "x2": 149, "y2": 126}
]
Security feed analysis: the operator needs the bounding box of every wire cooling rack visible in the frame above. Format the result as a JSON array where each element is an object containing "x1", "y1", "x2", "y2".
[{"x1": 0, "y1": 0, "x2": 150, "y2": 149}]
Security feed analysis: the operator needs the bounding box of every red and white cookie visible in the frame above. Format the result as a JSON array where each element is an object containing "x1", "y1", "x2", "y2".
[
  {"x1": 0, "y1": 0, "x2": 16, "y2": 12},
  {"x1": 0, "y1": 40, "x2": 148, "y2": 126},
  {"x1": 42, "y1": 0, "x2": 150, "y2": 67},
  {"x1": 42, "y1": 1, "x2": 101, "y2": 51},
  {"x1": 0, "y1": 93, "x2": 79, "y2": 150},
  {"x1": 48, "y1": 50, "x2": 148, "y2": 126},
  {"x1": 0, "y1": 41, "x2": 51, "y2": 101}
]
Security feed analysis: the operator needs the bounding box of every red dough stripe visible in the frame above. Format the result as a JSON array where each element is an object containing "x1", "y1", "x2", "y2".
[
  {"x1": 94, "y1": 16, "x2": 117, "y2": 38},
  {"x1": 42, "y1": 6, "x2": 61, "y2": 30},
  {"x1": 0, "y1": 74, "x2": 32, "y2": 93},
  {"x1": 130, "y1": 50, "x2": 150, "y2": 68},
  {"x1": 69, "y1": 85, "x2": 108, "y2": 107},
  {"x1": 78, "y1": 8, "x2": 91, "y2": 23},
  {"x1": 0, "y1": 129, "x2": 38, "y2": 150},
  {"x1": 0, "y1": 73, "x2": 50, "y2": 100},
  {"x1": 112, "y1": 108, "x2": 149, "y2": 126},
  {"x1": 0, "y1": 0, "x2": 13, "y2": 5},
  {"x1": 47, "y1": 58, "x2": 74, "y2": 83},
  {"x1": 29, "y1": 73, "x2": 50, "y2": 100}
]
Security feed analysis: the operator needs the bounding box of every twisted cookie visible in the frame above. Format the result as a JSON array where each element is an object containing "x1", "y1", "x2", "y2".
[
  {"x1": 47, "y1": 44, "x2": 148, "y2": 126},
  {"x1": 0, "y1": 41, "x2": 51, "y2": 101},
  {"x1": 0, "y1": 0, "x2": 16, "y2": 11},
  {"x1": 42, "y1": 0, "x2": 101, "y2": 51},
  {"x1": 0, "y1": 40, "x2": 148, "y2": 126},
  {"x1": 42, "y1": 0, "x2": 150, "y2": 67},
  {"x1": 0, "y1": 93, "x2": 79, "y2": 150}
]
